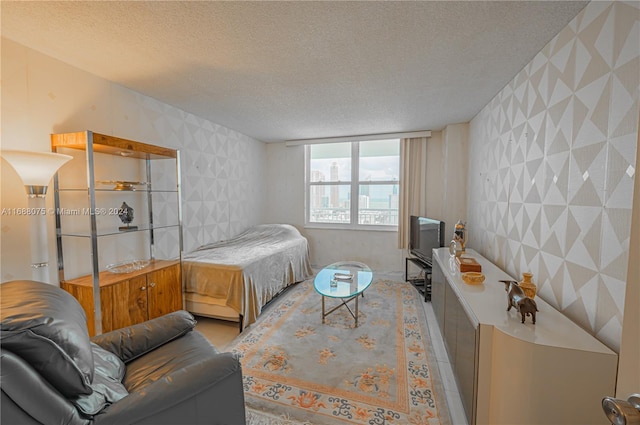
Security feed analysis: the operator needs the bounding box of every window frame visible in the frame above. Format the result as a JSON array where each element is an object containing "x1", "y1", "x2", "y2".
[{"x1": 304, "y1": 140, "x2": 399, "y2": 231}]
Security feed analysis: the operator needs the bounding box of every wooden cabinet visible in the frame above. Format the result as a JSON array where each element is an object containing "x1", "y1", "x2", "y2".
[
  {"x1": 431, "y1": 257, "x2": 446, "y2": 330},
  {"x1": 448, "y1": 284, "x2": 478, "y2": 421},
  {"x1": 61, "y1": 260, "x2": 181, "y2": 336},
  {"x1": 145, "y1": 264, "x2": 182, "y2": 320},
  {"x1": 431, "y1": 248, "x2": 618, "y2": 425},
  {"x1": 52, "y1": 131, "x2": 183, "y2": 335}
]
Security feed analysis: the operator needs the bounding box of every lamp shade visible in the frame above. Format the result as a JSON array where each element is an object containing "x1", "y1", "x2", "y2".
[{"x1": 1, "y1": 150, "x2": 72, "y2": 186}]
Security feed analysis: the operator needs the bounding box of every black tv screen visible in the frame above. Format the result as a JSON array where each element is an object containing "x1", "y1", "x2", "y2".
[{"x1": 410, "y1": 216, "x2": 445, "y2": 265}]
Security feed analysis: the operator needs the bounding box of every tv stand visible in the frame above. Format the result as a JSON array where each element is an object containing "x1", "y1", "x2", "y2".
[{"x1": 405, "y1": 256, "x2": 432, "y2": 301}]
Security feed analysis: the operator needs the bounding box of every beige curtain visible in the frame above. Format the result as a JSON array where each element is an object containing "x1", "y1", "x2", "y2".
[{"x1": 397, "y1": 137, "x2": 428, "y2": 249}]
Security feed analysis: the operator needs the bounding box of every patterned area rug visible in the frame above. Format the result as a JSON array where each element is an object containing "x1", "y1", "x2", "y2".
[{"x1": 229, "y1": 276, "x2": 451, "y2": 425}]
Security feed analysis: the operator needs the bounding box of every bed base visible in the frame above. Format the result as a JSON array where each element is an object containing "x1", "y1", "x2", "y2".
[{"x1": 186, "y1": 281, "x2": 301, "y2": 332}]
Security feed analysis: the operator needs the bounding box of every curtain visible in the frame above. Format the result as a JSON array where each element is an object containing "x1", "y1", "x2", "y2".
[{"x1": 397, "y1": 137, "x2": 428, "y2": 249}]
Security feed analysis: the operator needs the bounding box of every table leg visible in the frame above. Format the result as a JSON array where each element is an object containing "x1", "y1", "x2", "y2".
[
  {"x1": 322, "y1": 296, "x2": 325, "y2": 323},
  {"x1": 355, "y1": 294, "x2": 359, "y2": 327}
]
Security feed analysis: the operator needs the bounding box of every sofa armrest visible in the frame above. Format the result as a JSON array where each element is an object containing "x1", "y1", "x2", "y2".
[
  {"x1": 93, "y1": 352, "x2": 245, "y2": 425},
  {"x1": 91, "y1": 311, "x2": 196, "y2": 363}
]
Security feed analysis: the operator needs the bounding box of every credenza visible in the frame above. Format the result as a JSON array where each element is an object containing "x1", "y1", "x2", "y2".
[
  {"x1": 431, "y1": 248, "x2": 617, "y2": 425},
  {"x1": 61, "y1": 260, "x2": 182, "y2": 336}
]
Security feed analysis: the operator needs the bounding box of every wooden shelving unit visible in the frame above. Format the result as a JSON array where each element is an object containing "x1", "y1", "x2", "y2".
[{"x1": 52, "y1": 131, "x2": 183, "y2": 336}]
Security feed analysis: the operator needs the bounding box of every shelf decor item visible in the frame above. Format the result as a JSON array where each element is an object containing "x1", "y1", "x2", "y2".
[
  {"x1": 501, "y1": 279, "x2": 538, "y2": 324},
  {"x1": 449, "y1": 219, "x2": 467, "y2": 257},
  {"x1": 98, "y1": 180, "x2": 148, "y2": 191},
  {"x1": 117, "y1": 201, "x2": 137, "y2": 231},
  {"x1": 449, "y1": 239, "x2": 463, "y2": 257},
  {"x1": 456, "y1": 256, "x2": 482, "y2": 272},
  {"x1": 462, "y1": 272, "x2": 485, "y2": 285},
  {"x1": 519, "y1": 272, "x2": 537, "y2": 298},
  {"x1": 105, "y1": 259, "x2": 150, "y2": 274}
]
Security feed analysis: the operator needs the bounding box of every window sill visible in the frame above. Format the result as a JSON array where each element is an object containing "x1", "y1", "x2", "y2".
[{"x1": 304, "y1": 223, "x2": 398, "y2": 232}]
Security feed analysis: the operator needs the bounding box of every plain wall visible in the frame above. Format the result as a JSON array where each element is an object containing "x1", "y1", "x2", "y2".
[{"x1": 617, "y1": 121, "x2": 640, "y2": 398}]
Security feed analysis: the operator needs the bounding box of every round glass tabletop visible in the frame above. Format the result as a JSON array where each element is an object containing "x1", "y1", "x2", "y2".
[{"x1": 314, "y1": 261, "x2": 373, "y2": 298}]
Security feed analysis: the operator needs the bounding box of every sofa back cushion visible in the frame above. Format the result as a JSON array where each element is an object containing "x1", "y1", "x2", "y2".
[{"x1": 0, "y1": 280, "x2": 94, "y2": 397}]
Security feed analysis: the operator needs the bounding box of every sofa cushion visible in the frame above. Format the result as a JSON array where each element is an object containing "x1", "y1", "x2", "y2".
[
  {"x1": 0, "y1": 280, "x2": 94, "y2": 397},
  {"x1": 71, "y1": 343, "x2": 128, "y2": 417}
]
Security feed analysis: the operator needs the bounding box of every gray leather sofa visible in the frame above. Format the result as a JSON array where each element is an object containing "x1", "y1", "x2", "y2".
[{"x1": 0, "y1": 280, "x2": 246, "y2": 425}]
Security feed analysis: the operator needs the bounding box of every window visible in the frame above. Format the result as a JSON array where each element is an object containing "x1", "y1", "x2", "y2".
[{"x1": 306, "y1": 139, "x2": 400, "y2": 228}]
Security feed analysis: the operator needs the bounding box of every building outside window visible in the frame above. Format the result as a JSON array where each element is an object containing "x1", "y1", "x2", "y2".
[{"x1": 306, "y1": 139, "x2": 400, "y2": 228}]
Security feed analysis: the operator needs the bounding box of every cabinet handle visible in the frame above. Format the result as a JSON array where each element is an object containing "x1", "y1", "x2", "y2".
[
  {"x1": 140, "y1": 286, "x2": 146, "y2": 291},
  {"x1": 149, "y1": 282, "x2": 156, "y2": 288}
]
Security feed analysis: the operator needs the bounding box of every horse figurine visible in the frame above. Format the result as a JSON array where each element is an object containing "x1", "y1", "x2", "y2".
[{"x1": 500, "y1": 280, "x2": 538, "y2": 324}]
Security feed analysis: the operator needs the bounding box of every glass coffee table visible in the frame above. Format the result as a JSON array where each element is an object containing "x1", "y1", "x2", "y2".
[{"x1": 314, "y1": 261, "x2": 373, "y2": 327}]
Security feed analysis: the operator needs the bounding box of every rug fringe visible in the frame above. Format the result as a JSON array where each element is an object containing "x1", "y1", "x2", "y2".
[{"x1": 246, "y1": 407, "x2": 312, "y2": 425}]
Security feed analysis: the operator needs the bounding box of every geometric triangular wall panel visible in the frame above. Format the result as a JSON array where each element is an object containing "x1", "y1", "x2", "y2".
[
  {"x1": 467, "y1": 1, "x2": 639, "y2": 352},
  {"x1": 127, "y1": 87, "x2": 267, "y2": 256}
]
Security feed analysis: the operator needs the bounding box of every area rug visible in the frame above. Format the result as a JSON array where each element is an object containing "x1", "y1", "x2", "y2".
[{"x1": 228, "y1": 275, "x2": 452, "y2": 425}]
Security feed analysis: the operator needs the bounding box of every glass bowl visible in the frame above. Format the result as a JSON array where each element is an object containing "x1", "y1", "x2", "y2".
[{"x1": 106, "y1": 259, "x2": 150, "y2": 274}]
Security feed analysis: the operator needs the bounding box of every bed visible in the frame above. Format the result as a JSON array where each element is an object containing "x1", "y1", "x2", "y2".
[{"x1": 182, "y1": 224, "x2": 313, "y2": 329}]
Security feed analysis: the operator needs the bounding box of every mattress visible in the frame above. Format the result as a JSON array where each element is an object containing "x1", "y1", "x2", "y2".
[{"x1": 182, "y1": 224, "x2": 312, "y2": 328}]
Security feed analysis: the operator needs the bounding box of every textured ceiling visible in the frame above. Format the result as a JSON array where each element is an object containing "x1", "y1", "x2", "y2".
[{"x1": 1, "y1": 1, "x2": 589, "y2": 143}]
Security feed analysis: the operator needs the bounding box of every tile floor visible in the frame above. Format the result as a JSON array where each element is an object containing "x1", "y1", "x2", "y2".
[
  {"x1": 194, "y1": 282, "x2": 468, "y2": 425},
  {"x1": 193, "y1": 315, "x2": 240, "y2": 350}
]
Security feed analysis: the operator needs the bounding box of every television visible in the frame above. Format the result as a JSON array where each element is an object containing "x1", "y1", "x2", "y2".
[{"x1": 409, "y1": 216, "x2": 445, "y2": 266}]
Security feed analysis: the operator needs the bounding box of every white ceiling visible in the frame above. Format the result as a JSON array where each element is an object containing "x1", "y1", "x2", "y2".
[{"x1": 2, "y1": 1, "x2": 589, "y2": 143}]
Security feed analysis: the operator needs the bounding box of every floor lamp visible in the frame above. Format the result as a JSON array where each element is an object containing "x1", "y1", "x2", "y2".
[{"x1": 1, "y1": 150, "x2": 72, "y2": 283}]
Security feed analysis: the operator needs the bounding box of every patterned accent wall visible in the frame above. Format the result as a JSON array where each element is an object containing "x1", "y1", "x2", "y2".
[
  {"x1": 0, "y1": 39, "x2": 266, "y2": 281},
  {"x1": 467, "y1": 1, "x2": 639, "y2": 351},
  {"x1": 179, "y1": 123, "x2": 266, "y2": 253},
  {"x1": 110, "y1": 87, "x2": 267, "y2": 255}
]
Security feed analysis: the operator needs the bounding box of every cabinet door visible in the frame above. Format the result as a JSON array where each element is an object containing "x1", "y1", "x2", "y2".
[
  {"x1": 455, "y1": 301, "x2": 478, "y2": 423},
  {"x1": 61, "y1": 281, "x2": 97, "y2": 336},
  {"x1": 431, "y1": 260, "x2": 446, "y2": 332},
  {"x1": 147, "y1": 264, "x2": 182, "y2": 320},
  {"x1": 101, "y1": 275, "x2": 148, "y2": 332},
  {"x1": 443, "y1": 281, "x2": 458, "y2": 362}
]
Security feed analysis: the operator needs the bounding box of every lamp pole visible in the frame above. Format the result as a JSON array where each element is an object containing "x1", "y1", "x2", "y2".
[{"x1": 28, "y1": 195, "x2": 50, "y2": 281}]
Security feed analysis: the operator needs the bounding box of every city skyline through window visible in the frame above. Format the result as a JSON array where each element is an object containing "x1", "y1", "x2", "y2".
[{"x1": 307, "y1": 139, "x2": 399, "y2": 227}]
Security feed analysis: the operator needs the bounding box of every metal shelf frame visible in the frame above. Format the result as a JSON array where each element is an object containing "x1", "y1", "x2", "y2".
[{"x1": 52, "y1": 131, "x2": 183, "y2": 335}]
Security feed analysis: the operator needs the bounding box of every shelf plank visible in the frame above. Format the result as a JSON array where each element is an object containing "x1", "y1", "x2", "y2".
[
  {"x1": 62, "y1": 259, "x2": 180, "y2": 287},
  {"x1": 56, "y1": 188, "x2": 178, "y2": 193},
  {"x1": 60, "y1": 223, "x2": 180, "y2": 238},
  {"x1": 52, "y1": 131, "x2": 177, "y2": 159}
]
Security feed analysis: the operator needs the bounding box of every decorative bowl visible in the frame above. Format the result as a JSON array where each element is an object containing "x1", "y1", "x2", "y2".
[
  {"x1": 97, "y1": 180, "x2": 148, "y2": 191},
  {"x1": 106, "y1": 259, "x2": 150, "y2": 274},
  {"x1": 461, "y1": 272, "x2": 485, "y2": 285}
]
